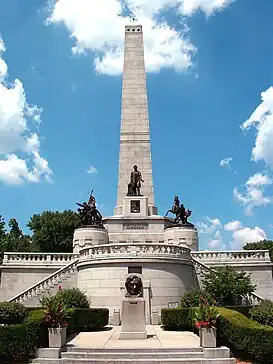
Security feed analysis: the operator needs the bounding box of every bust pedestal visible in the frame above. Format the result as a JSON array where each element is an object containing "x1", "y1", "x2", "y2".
[{"x1": 119, "y1": 298, "x2": 147, "y2": 339}]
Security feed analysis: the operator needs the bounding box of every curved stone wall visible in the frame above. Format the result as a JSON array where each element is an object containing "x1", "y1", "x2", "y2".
[
  {"x1": 73, "y1": 227, "x2": 108, "y2": 253},
  {"x1": 164, "y1": 226, "x2": 199, "y2": 250},
  {"x1": 77, "y1": 244, "x2": 198, "y2": 323}
]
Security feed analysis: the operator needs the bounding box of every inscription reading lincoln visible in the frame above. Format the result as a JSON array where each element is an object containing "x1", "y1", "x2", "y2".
[{"x1": 123, "y1": 224, "x2": 148, "y2": 230}]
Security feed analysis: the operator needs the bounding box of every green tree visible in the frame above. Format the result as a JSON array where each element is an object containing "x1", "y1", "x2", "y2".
[
  {"x1": 0, "y1": 218, "x2": 33, "y2": 261},
  {"x1": 0, "y1": 215, "x2": 6, "y2": 241},
  {"x1": 202, "y1": 265, "x2": 256, "y2": 306},
  {"x1": 243, "y1": 239, "x2": 273, "y2": 262},
  {"x1": 27, "y1": 210, "x2": 81, "y2": 253}
]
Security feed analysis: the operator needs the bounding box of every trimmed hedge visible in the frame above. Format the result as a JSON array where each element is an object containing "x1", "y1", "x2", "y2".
[
  {"x1": 0, "y1": 307, "x2": 109, "y2": 363},
  {"x1": 161, "y1": 307, "x2": 196, "y2": 330},
  {"x1": 217, "y1": 307, "x2": 273, "y2": 363},
  {"x1": 0, "y1": 309, "x2": 48, "y2": 363},
  {"x1": 0, "y1": 301, "x2": 28, "y2": 325},
  {"x1": 161, "y1": 307, "x2": 273, "y2": 363},
  {"x1": 68, "y1": 308, "x2": 109, "y2": 332}
]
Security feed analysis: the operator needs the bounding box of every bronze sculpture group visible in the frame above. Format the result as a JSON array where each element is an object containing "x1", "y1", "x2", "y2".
[
  {"x1": 165, "y1": 195, "x2": 193, "y2": 227},
  {"x1": 77, "y1": 166, "x2": 193, "y2": 228},
  {"x1": 77, "y1": 190, "x2": 103, "y2": 227}
]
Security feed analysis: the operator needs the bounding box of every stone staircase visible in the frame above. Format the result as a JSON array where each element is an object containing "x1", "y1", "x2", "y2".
[
  {"x1": 8, "y1": 259, "x2": 79, "y2": 306},
  {"x1": 32, "y1": 346, "x2": 236, "y2": 363}
]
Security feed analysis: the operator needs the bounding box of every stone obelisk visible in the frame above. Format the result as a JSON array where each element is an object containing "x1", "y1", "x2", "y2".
[{"x1": 115, "y1": 23, "x2": 157, "y2": 216}]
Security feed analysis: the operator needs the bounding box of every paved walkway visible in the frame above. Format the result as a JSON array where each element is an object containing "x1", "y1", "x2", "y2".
[{"x1": 67, "y1": 326, "x2": 200, "y2": 349}]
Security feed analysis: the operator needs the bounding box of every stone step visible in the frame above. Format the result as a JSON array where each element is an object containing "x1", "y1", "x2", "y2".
[
  {"x1": 66, "y1": 347, "x2": 203, "y2": 353},
  {"x1": 61, "y1": 359, "x2": 236, "y2": 364},
  {"x1": 62, "y1": 352, "x2": 205, "y2": 359}
]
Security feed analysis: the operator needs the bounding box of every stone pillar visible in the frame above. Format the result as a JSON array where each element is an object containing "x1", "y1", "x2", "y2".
[{"x1": 115, "y1": 24, "x2": 157, "y2": 216}]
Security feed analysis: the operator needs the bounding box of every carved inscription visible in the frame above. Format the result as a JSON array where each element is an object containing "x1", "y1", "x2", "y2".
[{"x1": 123, "y1": 224, "x2": 148, "y2": 230}]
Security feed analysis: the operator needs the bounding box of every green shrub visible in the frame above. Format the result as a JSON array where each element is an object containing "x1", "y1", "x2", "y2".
[
  {"x1": 161, "y1": 308, "x2": 196, "y2": 330},
  {"x1": 180, "y1": 289, "x2": 215, "y2": 308},
  {"x1": 217, "y1": 307, "x2": 273, "y2": 363},
  {"x1": 40, "y1": 287, "x2": 90, "y2": 309},
  {"x1": 223, "y1": 306, "x2": 252, "y2": 318},
  {"x1": 0, "y1": 309, "x2": 48, "y2": 363},
  {"x1": 0, "y1": 307, "x2": 108, "y2": 363},
  {"x1": 249, "y1": 300, "x2": 273, "y2": 327},
  {"x1": 72, "y1": 308, "x2": 109, "y2": 331},
  {"x1": 0, "y1": 301, "x2": 28, "y2": 325}
]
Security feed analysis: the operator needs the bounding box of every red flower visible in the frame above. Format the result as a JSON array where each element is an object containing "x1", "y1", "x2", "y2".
[
  {"x1": 195, "y1": 321, "x2": 211, "y2": 329},
  {"x1": 58, "y1": 285, "x2": 62, "y2": 290}
]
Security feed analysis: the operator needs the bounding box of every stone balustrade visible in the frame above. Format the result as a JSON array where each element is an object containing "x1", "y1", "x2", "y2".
[
  {"x1": 79, "y1": 243, "x2": 191, "y2": 262},
  {"x1": 192, "y1": 250, "x2": 271, "y2": 264},
  {"x1": 9, "y1": 259, "x2": 79, "y2": 303},
  {"x1": 3, "y1": 252, "x2": 79, "y2": 266}
]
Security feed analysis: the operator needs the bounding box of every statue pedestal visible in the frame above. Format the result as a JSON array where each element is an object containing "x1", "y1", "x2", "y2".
[
  {"x1": 123, "y1": 196, "x2": 148, "y2": 218},
  {"x1": 73, "y1": 226, "x2": 108, "y2": 253},
  {"x1": 164, "y1": 225, "x2": 198, "y2": 250},
  {"x1": 119, "y1": 298, "x2": 147, "y2": 340}
]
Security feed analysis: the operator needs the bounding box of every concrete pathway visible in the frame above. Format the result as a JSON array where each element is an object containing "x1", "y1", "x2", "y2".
[{"x1": 67, "y1": 326, "x2": 200, "y2": 349}]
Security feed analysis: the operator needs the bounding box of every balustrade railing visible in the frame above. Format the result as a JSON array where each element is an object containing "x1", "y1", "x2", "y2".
[
  {"x1": 80, "y1": 243, "x2": 191, "y2": 261},
  {"x1": 191, "y1": 250, "x2": 270, "y2": 263},
  {"x1": 3, "y1": 252, "x2": 79, "y2": 265},
  {"x1": 8, "y1": 259, "x2": 79, "y2": 303}
]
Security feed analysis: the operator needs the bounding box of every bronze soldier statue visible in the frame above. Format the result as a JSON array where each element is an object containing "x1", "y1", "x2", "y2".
[
  {"x1": 166, "y1": 196, "x2": 194, "y2": 227},
  {"x1": 165, "y1": 196, "x2": 180, "y2": 216},
  {"x1": 77, "y1": 190, "x2": 103, "y2": 227}
]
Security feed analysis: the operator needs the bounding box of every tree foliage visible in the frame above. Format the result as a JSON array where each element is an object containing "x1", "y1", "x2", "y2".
[
  {"x1": 243, "y1": 239, "x2": 273, "y2": 262},
  {"x1": 202, "y1": 265, "x2": 256, "y2": 306},
  {"x1": 27, "y1": 210, "x2": 81, "y2": 253},
  {"x1": 0, "y1": 217, "x2": 33, "y2": 260}
]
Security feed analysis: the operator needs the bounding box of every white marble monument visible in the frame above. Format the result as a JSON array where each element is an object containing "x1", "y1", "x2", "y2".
[
  {"x1": 2, "y1": 22, "x2": 272, "y2": 325},
  {"x1": 73, "y1": 23, "x2": 199, "y2": 324}
]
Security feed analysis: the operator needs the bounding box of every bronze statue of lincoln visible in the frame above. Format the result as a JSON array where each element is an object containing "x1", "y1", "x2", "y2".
[{"x1": 129, "y1": 165, "x2": 144, "y2": 196}]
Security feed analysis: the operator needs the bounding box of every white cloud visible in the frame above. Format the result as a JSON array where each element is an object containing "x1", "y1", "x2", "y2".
[
  {"x1": 241, "y1": 87, "x2": 273, "y2": 170},
  {"x1": 47, "y1": 0, "x2": 235, "y2": 75},
  {"x1": 180, "y1": 0, "x2": 235, "y2": 16},
  {"x1": 220, "y1": 157, "x2": 232, "y2": 169},
  {"x1": 198, "y1": 216, "x2": 267, "y2": 250},
  {"x1": 86, "y1": 165, "x2": 97, "y2": 174},
  {"x1": 0, "y1": 36, "x2": 52, "y2": 185},
  {"x1": 224, "y1": 220, "x2": 242, "y2": 231},
  {"x1": 197, "y1": 216, "x2": 222, "y2": 234},
  {"x1": 233, "y1": 172, "x2": 272, "y2": 215},
  {"x1": 223, "y1": 220, "x2": 267, "y2": 249},
  {"x1": 208, "y1": 230, "x2": 225, "y2": 249}
]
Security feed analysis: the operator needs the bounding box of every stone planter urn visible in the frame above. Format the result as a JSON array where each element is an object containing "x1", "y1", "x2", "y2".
[
  {"x1": 199, "y1": 327, "x2": 217, "y2": 348},
  {"x1": 48, "y1": 327, "x2": 67, "y2": 348}
]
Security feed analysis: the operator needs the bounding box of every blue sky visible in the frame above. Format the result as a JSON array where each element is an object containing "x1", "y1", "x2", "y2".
[{"x1": 0, "y1": 0, "x2": 273, "y2": 250}]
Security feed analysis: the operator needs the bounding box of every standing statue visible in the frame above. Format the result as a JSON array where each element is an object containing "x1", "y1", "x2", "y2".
[
  {"x1": 77, "y1": 190, "x2": 103, "y2": 227},
  {"x1": 166, "y1": 196, "x2": 194, "y2": 227},
  {"x1": 127, "y1": 165, "x2": 144, "y2": 196}
]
